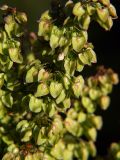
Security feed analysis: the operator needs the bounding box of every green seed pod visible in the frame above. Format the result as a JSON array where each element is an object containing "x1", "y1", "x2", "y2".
[
  {"x1": 0, "y1": 73, "x2": 4, "y2": 88},
  {"x1": 1, "y1": 93, "x2": 13, "y2": 108},
  {"x1": 78, "y1": 112, "x2": 87, "y2": 123},
  {"x1": 65, "y1": 117, "x2": 83, "y2": 137},
  {"x1": 16, "y1": 120, "x2": 29, "y2": 132},
  {"x1": 26, "y1": 66, "x2": 38, "y2": 83},
  {"x1": 25, "y1": 154, "x2": 33, "y2": 160},
  {"x1": 2, "y1": 135, "x2": 14, "y2": 145},
  {"x1": 87, "y1": 4, "x2": 96, "y2": 15},
  {"x1": 56, "y1": 89, "x2": 66, "y2": 104},
  {"x1": 40, "y1": 10, "x2": 51, "y2": 20},
  {"x1": 8, "y1": 48, "x2": 23, "y2": 64},
  {"x1": 63, "y1": 149, "x2": 73, "y2": 160},
  {"x1": 72, "y1": 75, "x2": 84, "y2": 98},
  {"x1": 87, "y1": 141, "x2": 97, "y2": 157},
  {"x1": 50, "y1": 81, "x2": 63, "y2": 98},
  {"x1": 38, "y1": 69, "x2": 51, "y2": 82},
  {"x1": 47, "y1": 101, "x2": 57, "y2": 117},
  {"x1": 99, "y1": 96, "x2": 110, "y2": 110},
  {"x1": 72, "y1": 32, "x2": 86, "y2": 52},
  {"x1": 111, "y1": 73, "x2": 119, "y2": 85},
  {"x1": 63, "y1": 97, "x2": 71, "y2": 110},
  {"x1": 76, "y1": 59, "x2": 84, "y2": 72},
  {"x1": 51, "y1": 140, "x2": 65, "y2": 159},
  {"x1": 67, "y1": 108, "x2": 78, "y2": 120},
  {"x1": 97, "y1": 8, "x2": 109, "y2": 23},
  {"x1": 79, "y1": 48, "x2": 97, "y2": 65},
  {"x1": 82, "y1": 97, "x2": 96, "y2": 113},
  {"x1": 35, "y1": 83, "x2": 49, "y2": 97},
  {"x1": 99, "y1": 0, "x2": 110, "y2": 6},
  {"x1": 87, "y1": 127, "x2": 97, "y2": 142},
  {"x1": 2, "y1": 153, "x2": 15, "y2": 160},
  {"x1": 50, "y1": 26, "x2": 62, "y2": 49},
  {"x1": 29, "y1": 95, "x2": 43, "y2": 113},
  {"x1": 106, "y1": 16, "x2": 113, "y2": 30},
  {"x1": 38, "y1": 20, "x2": 52, "y2": 39},
  {"x1": 108, "y1": 4, "x2": 117, "y2": 18},
  {"x1": 59, "y1": 36, "x2": 68, "y2": 47},
  {"x1": 89, "y1": 88, "x2": 101, "y2": 100},
  {"x1": 16, "y1": 12, "x2": 27, "y2": 23},
  {"x1": 73, "y1": 2, "x2": 85, "y2": 18},
  {"x1": 21, "y1": 130, "x2": 32, "y2": 142},
  {"x1": 37, "y1": 127, "x2": 47, "y2": 145},
  {"x1": 81, "y1": 146, "x2": 89, "y2": 160},
  {"x1": 90, "y1": 115, "x2": 103, "y2": 130},
  {"x1": 32, "y1": 152, "x2": 42, "y2": 160},
  {"x1": 63, "y1": 75, "x2": 70, "y2": 90},
  {"x1": 82, "y1": 14, "x2": 91, "y2": 30}
]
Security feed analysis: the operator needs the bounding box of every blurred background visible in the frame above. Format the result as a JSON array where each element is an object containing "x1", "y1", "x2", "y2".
[{"x1": 0, "y1": 0, "x2": 120, "y2": 156}]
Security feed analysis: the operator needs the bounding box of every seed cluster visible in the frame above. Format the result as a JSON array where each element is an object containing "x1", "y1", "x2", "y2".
[{"x1": 0, "y1": 1, "x2": 119, "y2": 160}]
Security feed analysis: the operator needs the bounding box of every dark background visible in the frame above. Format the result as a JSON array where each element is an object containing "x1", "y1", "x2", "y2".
[{"x1": 0, "y1": 0, "x2": 120, "y2": 156}]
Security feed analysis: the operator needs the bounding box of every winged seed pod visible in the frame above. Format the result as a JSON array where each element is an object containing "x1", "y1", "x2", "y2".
[{"x1": 0, "y1": 1, "x2": 119, "y2": 160}]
